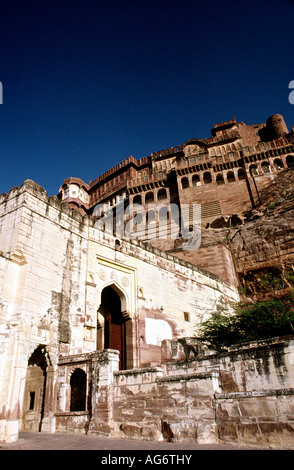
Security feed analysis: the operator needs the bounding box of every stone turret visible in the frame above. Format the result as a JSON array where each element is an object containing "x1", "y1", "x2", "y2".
[
  {"x1": 266, "y1": 114, "x2": 289, "y2": 139},
  {"x1": 58, "y1": 177, "x2": 90, "y2": 215}
]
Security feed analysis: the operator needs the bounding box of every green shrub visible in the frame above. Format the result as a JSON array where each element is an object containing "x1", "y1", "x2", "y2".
[{"x1": 198, "y1": 295, "x2": 294, "y2": 351}]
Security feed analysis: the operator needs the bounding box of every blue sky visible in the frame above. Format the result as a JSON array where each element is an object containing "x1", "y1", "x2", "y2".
[{"x1": 0, "y1": 0, "x2": 293, "y2": 196}]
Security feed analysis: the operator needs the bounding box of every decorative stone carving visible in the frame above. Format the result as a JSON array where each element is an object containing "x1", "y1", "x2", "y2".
[
  {"x1": 98, "y1": 269, "x2": 107, "y2": 281},
  {"x1": 121, "y1": 276, "x2": 129, "y2": 287}
]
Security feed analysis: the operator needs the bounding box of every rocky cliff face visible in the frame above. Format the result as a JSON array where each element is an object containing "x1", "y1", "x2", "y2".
[{"x1": 202, "y1": 169, "x2": 294, "y2": 299}]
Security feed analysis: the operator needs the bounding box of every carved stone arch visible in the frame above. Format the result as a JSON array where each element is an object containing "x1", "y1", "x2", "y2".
[
  {"x1": 69, "y1": 364, "x2": 87, "y2": 378},
  {"x1": 28, "y1": 344, "x2": 51, "y2": 372},
  {"x1": 22, "y1": 344, "x2": 52, "y2": 432},
  {"x1": 99, "y1": 280, "x2": 130, "y2": 318},
  {"x1": 97, "y1": 282, "x2": 133, "y2": 369}
]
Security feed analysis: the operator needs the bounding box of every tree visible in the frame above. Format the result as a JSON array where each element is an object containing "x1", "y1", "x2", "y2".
[{"x1": 198, "y1": 294, "x2": 294, "y2": 351}]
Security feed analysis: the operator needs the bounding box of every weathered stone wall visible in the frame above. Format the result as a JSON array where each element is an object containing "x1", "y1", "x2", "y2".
[
  {"x1": 112, "y1": 366, "x2": 219, "y2": 444},
  {"x1": 110, "y1": 336, "x2": 294, "y2": 448},
  {"x1": 55, "y1": 350, "x2": 120, "y2": 436},
  {"x1": 172, "y1": 243, "x2": 238, "y2": 288},
  {"x1": 178, "y1": 175, "x2": 252, "y2": 220}
]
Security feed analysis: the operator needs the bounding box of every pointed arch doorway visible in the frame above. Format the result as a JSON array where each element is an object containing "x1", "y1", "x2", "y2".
[
  {"x1": 98, "y1": 285, "x2": 128, "y2": 370},
  {"x1": 22, "y1": 345, "x2": 51, "y2": 432}
]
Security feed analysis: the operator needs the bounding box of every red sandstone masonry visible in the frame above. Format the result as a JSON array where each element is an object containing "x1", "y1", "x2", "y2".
[
  {"x1": 51, "y1": 336, "x2": 294, "y2": 447},
  {"x1": 113, "y1": 367, "x2": 219, "y2": 443}
]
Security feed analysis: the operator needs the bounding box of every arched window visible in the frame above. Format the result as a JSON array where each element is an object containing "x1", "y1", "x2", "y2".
[
  {"x1": 133, "y1": 194, "x2": 142, "y2": 205},
  {"x1": 216, "y1": 174, "x2": 225, "y2": 185},
  {"x1": 227, "y1": 171, "x2": 236, "y2": 183},
  {"x1": 181, "y1": 177, "x2": 189, "y2": 189},
  {"x1": 250, "y1": 164, "x2": 258, "y2": 176},
  {"x1": 145, "y1": 191, "x2": 154, "y2": 204},
  {"x1": 157, "y1": 188, "x2": 167, "y2": 200},
  {"x1": 273, "y1": 159, "x2": 284, "y2": 171},
  {"x1": 70, "y1": 369, "x2": 86, "y2": 412},
  {"x1": 192, "y1": 174, "x2": 200, "y2": 186},
  {"x1": 261, "y1": 161, "x2": 270, "y2": 174},
  {"x1": 62, "y1": 184, "x2": 69, "y2": 200},
  {"x1": 286, "y1": 155, "x2": 294, "y2": 169},
  {"x1": 203, "y1": 172, "x2": 212, "y2": 184},
  {"x1": 238, "y1": 169, "x2": 246, "y2": 180},
  {"x1": 24, "y1": 345, "x2": 50, "y2": 431}
]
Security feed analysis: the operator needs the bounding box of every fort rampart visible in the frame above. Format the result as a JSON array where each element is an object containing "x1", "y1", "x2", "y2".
[{"x1": 53, "y1": 336, "x2": 294, "y2": 449}]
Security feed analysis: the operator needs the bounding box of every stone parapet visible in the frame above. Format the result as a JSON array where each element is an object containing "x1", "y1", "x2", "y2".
[{"x1": 0, "y1": 419, "x2": 19, "y2": 443}]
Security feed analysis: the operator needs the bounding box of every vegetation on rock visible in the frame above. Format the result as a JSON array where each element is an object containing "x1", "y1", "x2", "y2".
[{"x1": 198, "y1": 293, "x2": 294, "y2": 351}]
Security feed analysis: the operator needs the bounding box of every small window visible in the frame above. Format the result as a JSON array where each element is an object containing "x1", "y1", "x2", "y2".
[
  {"x1": 133, "y1": 195, "x2": 142, "y2": 205},
  {"x1": 145, "y1": 192, "x2": 154, "y2": 204},
  {"x1": 70, "y1": 369, "x2": 87, "y2": 412},
  {"x1": 261, "y1": 161, "x2": 271, "y2": 174},
  {"x1": 250, "y1": 164, "x2": 258, "y2": 176},
  {"x1": 158, "y1": 188, "x2": 167, "y2": 200},
  {"x1": 273, "y1": 159, "x2": 284, "y2": 171},
  {"x1": 203, "y1": 172, "x2": 212, "y2": 184},
  {"x1": 286, "y1": 155, "x2": 294, "y2": 169},
  {"x1": 216, "y1": 174, "x2": 225, "y2": 185},
  {"x1": 238, "y1": 169, "x2": 246, "y2": 181},
  {"x1": 192, "y1": 175, "x2": 200, "y2": 186},
  {"x1": 29, "y1": 391, "x2": 35, "y2": 410},
  {"x1": 184, "y1": 312, "x2": 190, "y2": 322},
  {"x1": 227, "y1": 171, "x2": 236, "y2": 183},
  {"x1": 181, "y1": 177, "x2": 189, "y2": 189}
]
